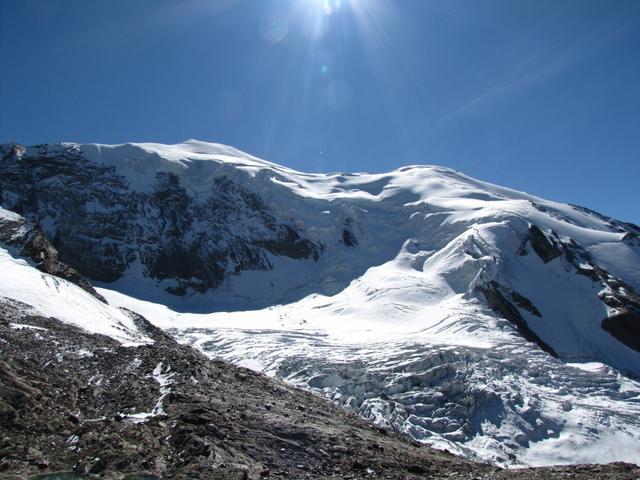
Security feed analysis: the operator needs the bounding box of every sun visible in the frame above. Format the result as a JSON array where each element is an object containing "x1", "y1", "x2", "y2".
[
  {"x1": 303, "y1": 0, "x2": 346, "y2": 17},
  {"x1": 319, "y1": 0, "x2": 343, "y2": 16}
]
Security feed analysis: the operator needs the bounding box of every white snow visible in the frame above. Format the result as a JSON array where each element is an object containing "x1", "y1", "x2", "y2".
[
  {"x1": 125, "y1": 361, "x2": 175, "y2": 423},
  {"x1": 521, "y1": 430, "x2": 640, "y2": 467},
  {"x1": 0, "y1": 211, "x2": 152, "y2": 346},
  {"x1": 5, "y1": 141, "x2": 640, "y2": 467},
  {"x1": 9, "y1": 323, "x2": 48, "y2": 331},
  {"x1": 588, "y1": 241, "x2": 640, "y2": 291}
]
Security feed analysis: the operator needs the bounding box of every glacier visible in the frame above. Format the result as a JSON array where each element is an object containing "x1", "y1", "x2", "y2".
[{"x1": 1, "y1": 139, "x2": 640, "y2": 467}]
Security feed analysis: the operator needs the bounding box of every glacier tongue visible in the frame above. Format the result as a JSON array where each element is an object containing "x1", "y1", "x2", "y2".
[{"x1": 99, "y1": 280, "x2": 640, "y2": 467}]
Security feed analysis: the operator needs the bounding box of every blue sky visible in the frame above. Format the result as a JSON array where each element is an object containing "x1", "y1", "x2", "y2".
[{"x1": 1, "y1": 0, "x2": 639, "y2": 222}]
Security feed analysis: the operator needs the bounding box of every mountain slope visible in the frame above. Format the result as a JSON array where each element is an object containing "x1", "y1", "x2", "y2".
[
  {"x1": 6, "y1": 298, "x2": 640, "y2": 479},
  {"x1": 4, "y1": 227, "x2": 639, "y2": 478},
  {"x1": 1, "y1": 140, "x2": 640, "y2": 467},
  {"x1": 0, "y1": 207, "x2": 151, "y2": 345}
]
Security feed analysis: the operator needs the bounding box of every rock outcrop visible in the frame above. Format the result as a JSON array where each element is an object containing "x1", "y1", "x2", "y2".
[
  {"x1": 0, "y1": 211, "x2": 105, "y2": 302},
  {"x1": 479, "y1": 281, "x2": 557, "y2": 357}
]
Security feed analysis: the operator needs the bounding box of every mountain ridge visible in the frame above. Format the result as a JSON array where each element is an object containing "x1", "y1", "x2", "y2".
[{"x1": 1, "y1": 140, "x2": 640, "y2": 467}]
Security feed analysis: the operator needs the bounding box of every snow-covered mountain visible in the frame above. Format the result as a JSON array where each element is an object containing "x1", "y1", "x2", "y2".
[{"x1": 1, "y1": 140, "x2": 639, "y2": 467}]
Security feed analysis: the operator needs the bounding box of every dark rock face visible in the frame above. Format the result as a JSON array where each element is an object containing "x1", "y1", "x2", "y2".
[
  {"x1": 561, "y1": 238, "x2": 640, "y2": 356},
  {"x1": 509, "y1": 290, "x2": 542, "y2": 318},
  {"x1": 527, "y1": 225, "x2": 562, "y2": 264},
  {"x1": 340, "y1": 217, "x2": 358, "y2": 247},
  {"x1": 600, "y1": 286, "x2": 640, "y2": 354},
  {"x1": 0, "y1": 144, "x2": 321, "y2": 295},
  {"x1": 341, "y1": 229, "x2": 358, "y2": 247},
  {"x1": 253, "y1": 225, "x2": 320, "y2": 260},
  {"x1": 479, "y1": 281, "x2": 557, "y2": 357},
  {"x1": 0, "y1": 213, "x2": 105, "y2": 302},
  {"x1": 602, "y1": 310, "x2": 640, "y2": 352}
]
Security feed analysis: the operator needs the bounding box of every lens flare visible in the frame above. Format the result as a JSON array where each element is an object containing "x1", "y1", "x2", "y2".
[{"x1": 259, "y1": 12, "x2": 289, "y2": 43}]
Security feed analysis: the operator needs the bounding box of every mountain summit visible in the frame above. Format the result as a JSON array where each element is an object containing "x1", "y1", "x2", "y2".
[{"x1": 1, "y1": 141, "x2": 639, "y2": 467}]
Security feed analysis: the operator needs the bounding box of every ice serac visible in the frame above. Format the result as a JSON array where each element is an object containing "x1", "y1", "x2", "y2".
[{"x1": 2, "y1": 140, "x2": 640, "y2": 467}]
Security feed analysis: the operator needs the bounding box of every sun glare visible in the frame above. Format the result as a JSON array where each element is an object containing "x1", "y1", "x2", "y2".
[
  {"x1": 319, "y1": 0, "x2": 343, "y2": 16},
  {"x1": 258, "y1": 0, "x2": 401, "y2": 155},
  {"x1": 301, "y1": 0, "x2": 351, "y2": 17}
]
